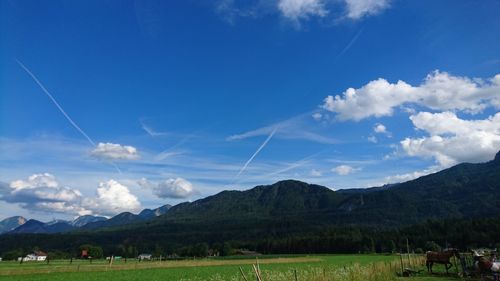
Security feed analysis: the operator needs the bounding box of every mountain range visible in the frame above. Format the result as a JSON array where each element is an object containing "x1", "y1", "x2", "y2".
[
  {"x1": 0, "y1": 152, "x2": 498, "y2": 255},
  {"x1": 1, "y1": 204, "x2": 171, "y2": 234},
  {"x1": 157, "y1": 151, "x2": 500, "y2": 226}
]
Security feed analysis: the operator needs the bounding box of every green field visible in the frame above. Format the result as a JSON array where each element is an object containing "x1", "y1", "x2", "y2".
[{"x1": 0, "y1": 254, "x2": 459, "y2": 281}]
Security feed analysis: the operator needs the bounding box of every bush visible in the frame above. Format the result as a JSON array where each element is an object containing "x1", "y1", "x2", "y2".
[{"x1": 424, "y1": 241, "x2": 441, "y2": 252}]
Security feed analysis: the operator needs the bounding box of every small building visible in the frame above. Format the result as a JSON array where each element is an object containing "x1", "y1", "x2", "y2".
[
  {"x1": 81, "y1": 249, "x2": 88, "y2": 258},
  {"x1": 19, "y1": 251, "x2": 47, "y2": 262},
  {"x1": 138, "y1": 253, "x2": 152, "y2": 261}
]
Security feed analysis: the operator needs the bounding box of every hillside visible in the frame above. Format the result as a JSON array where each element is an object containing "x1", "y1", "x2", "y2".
[
  {"x1": 159, "y1": 151, "x2": 500, "y2": 226},
  {"x1": 164, "y1": 180, "x2": 342, "y2": 221},
  {"x1": 0, "y1": 152, "x2": 498, "y2": 255}
]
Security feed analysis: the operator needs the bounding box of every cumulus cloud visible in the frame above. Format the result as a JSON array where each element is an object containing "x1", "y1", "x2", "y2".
[
  {"x1": 373, "y1": 123, "x2": 387, "y2": 133},
  {"x1": 331, "y1": 165, "x2": 358, "y2": 175},
  {"x1": 138, "y1": 177, "x2": 196, "y2": 199},
  {"x1": 344, "y1": 0, "x2": 390, "y2": 19},
  {"x1": 0, "y1": 174, "x2": 141, "y2": 217},
  {"x1": 0, "y1": 173, "x2": 91, "y2": 216},
  {"x1": 322, "y1": 71, "x2": 500, "y2": 121},
  {"x1": 401, "y1": 111, "x2": 500, "y2": 167},
  {"x1": 91, "y1": 142, "x2": 139, "y2": 161},
  {"x1": 373, "y1": 123, "x2": 391, "y2": 137},
  {"x1": 84, "y1": 180, "x2": 141, "y2": 216}
]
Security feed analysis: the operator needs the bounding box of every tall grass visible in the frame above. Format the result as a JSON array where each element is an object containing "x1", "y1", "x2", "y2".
[{"x1": 201, "y1": 256, "x2": 426, "y2": 281}]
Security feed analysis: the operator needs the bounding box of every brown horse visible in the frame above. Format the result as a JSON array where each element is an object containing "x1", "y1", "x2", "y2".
[{"x1": 426, "y1": 249, "x2": 460, "y2": 274}]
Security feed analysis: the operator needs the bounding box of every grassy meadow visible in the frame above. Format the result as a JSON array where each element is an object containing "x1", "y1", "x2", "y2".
[{"x1": 0, "y1": 254, "x2": 459, "y2": 281}]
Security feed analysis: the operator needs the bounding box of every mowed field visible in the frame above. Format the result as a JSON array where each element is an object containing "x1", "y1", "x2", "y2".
[{"x1": 0, "y1": 255, "x2": 457, "y2": 281}]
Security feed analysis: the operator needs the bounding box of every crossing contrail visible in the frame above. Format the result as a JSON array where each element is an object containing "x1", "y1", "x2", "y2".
[
  {"x1": 16, "y1": 59, "x2": 122, "y2": 173},
  {"x1": 236, "y1": 126, "x2": 277, "y2": 177}
]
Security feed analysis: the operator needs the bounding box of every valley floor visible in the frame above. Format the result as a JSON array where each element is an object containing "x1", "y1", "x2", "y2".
[{"x1": 0, "y1": 254, "x2": 465, "y2": 281}]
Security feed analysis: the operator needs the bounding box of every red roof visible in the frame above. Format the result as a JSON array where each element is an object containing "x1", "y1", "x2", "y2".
[{"x1": 34, "y1": 251, "x2": 47, "y2": 256}]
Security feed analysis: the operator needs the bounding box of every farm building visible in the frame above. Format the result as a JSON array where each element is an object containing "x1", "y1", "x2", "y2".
[
  {"x1": 138, "y1": 254, "x2": 152, "y2": 260},
  {"x1": 19, "y1": 251, "x2": 47, "y2": 262}
]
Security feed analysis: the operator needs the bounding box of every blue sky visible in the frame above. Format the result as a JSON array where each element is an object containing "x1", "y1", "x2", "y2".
[{"x1": 1, "y1": 0, "x2": 499, "y2": 221}]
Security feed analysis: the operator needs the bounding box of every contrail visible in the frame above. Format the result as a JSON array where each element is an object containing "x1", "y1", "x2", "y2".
[
  {"x1": 16, "y1": 60, "x2": 96, "y2": 147},
  {"x1": 141, "y1": 121, "x2": 205, "y2": 161},
  {"x1": 16, "y1": 59, "x2": 121, "y2": 173},
  {"x1": 141, "y1": 121, "x2": 168, "y2": 137},
  {"x1": 266, "y1": 149, "x2": 326, "y2": 177},
  {"x1": 335, "y1": 28, "x2": 363, "y2": 61},
  {"x1": 236, "y1": 127, "x2": 277, "y2": 177}
]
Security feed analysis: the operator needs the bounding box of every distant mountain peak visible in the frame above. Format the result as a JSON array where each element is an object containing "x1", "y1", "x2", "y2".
[
  {"x1": 72, "y1": 215, "x2": 106, "y2": 227},
  {"x1": 494, "y1": 150, "x2": 500, "y2": 163},
  {"x1": 0, "y1": 216, "x2": 27, "y2": 234}
]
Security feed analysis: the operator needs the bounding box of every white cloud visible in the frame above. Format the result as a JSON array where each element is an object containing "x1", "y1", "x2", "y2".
[
  {"x1": 84, "y1": 180, "x2": 141, "y2": 216},
  {"x1": 91, "y1": 142, "x2": 139, "y2": 161},
  {"x1": 331, "y1": 164, "x2": 357, "y2": 175},
  {"x1": 373, "y1": 123, "x2": 387, "y2": 133},
  {"x1": 310, "y1": 169, "x2": 322, "y2": 177},
  {"x1": 344, "y1": 0, "x2": 390, "y2": 19},
  {"x1": 384, "y1": 166, "x2": 440, "y2": 184},
  {"x1": 218, "y1": 0, "x2": 389, "y2": 25},
  {"x1": 278, "y1": 0, "x2": 328, "y2": 21},
  {"x1": 373, "y1": 123, "x2": 392, "y2": 137},
  {"x1": 10, "y1": 173, "x2": 59, "y2": 189},
  {"x1": 138, "y1": 177, "x2": 196, "y2": 199},
  {"x1": 312, "y1": 112, "x2": 323, "y2": 121},
  {"x1": 401, "y1": 111, "x2": 500, "y2": 167},
  {"x1": 367, "y1": 135, "x2": 377, "y2": 143},
  {"x1": 0, "y1": 174, "x2": 143, "y2": 217},
  {"x1": 322, "y1": 71, "x2": 500, "y2": 121},
  {"x1": 0, "y1": 173, "x2": 91, "y2": 216}
]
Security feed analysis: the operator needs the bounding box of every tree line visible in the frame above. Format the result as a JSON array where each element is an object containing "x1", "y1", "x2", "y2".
[{"x1": 1, "y1": 216, "x2": 498, "y2": 260}]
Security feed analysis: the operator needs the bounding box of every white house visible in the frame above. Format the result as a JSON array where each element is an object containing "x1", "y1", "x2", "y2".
[{"x1": 19, "y1": 251, "x2": 47, "y2": 262}]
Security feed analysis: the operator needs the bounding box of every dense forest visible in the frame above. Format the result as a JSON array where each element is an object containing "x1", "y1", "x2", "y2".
[{"x1": 0, "y1": 216, "x2": 498, "y2": 259}]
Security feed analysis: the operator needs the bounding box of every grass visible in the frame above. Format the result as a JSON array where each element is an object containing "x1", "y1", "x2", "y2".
[{"x1": 0, "y1": 254, "x2": 462, "y2": 281}]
